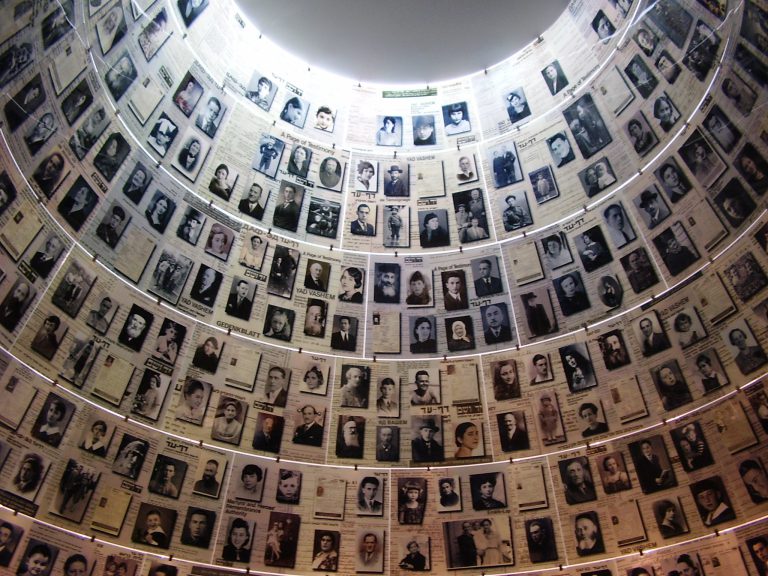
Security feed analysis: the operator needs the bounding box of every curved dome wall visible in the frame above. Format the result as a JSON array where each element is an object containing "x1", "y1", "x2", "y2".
[{"x1": 0, "y1": 0, "x2": 766, "y2": 574}]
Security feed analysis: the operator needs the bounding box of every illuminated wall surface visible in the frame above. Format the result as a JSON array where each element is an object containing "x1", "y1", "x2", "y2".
[{"x1": 1, "y1": 0, "x2": 768, "y2": 573}]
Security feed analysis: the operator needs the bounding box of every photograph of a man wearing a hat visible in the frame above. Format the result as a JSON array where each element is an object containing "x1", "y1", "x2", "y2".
[
  {"x1": 411, "y1": 417, "x2": 444, "y2": 462},
  {"x1": 635, "y1": 187, "x2": 670, "y2": 228},
  {"x1": 96, "y1": 203, "x2": 128, "y2": 248},
  {"x1": 384, "y1": 164, "x2": 408, "y2": 197}
]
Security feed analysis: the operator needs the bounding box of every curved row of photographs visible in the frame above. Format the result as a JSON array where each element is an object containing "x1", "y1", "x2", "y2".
[{"x1": 0, "y1": 342, "x2": 766, "y2": 573}]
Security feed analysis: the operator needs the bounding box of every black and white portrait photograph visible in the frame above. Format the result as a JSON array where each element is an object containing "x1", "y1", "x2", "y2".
[
  {"x1": 634, "y1": 25, "x2": 658, "y2": 56},
  {"x1": 262, "y1": 304, "x2": 294, "y2": 341},
  {"x1": 579, "y1": 157, "x2": 616, "y2": 198},
  {"x1": 529, "y1": 166, "x2": 558, "y2": 204},
  {"x1": 490, "y1": 143, "x2": 523, "y2": 188},
  {"x1": 655, "y1": 157, "x2": 691, "y2": 204},
  {"x1": 652, "y1": 498, "x2": 689, "y2": 539},
  {"x1": 196, "y1": 95, "x2": 225, "y2": 137},
  {"x1": 541, "y1": 60, "x2": 568, "y2": 95},
  {"x1": 655, "y1": 49, "x2": 682, "y2": 83},
  {"x1": 723, "y1": 318, "x2": 768, "y2": 375},
  {"x1": 670, "y1": 420, "x2": 714, "y2": 472},
  {"x1": 714, "y1": 178, "x2": 757, "y2": 228},
  {"x1": 633, "y1": 185, "x2": 670, "y2": 230},
  {"x1": 625, "y1": 111, "x2": 659, "y2": 157},
  {"x1": 93, "y1": 132, "x2": 130, "y2": 182},
  {"x1": 651, "y1": 359, "x2": 693, "y2": 411},
  {"x1": 117, "y1": 304, "x2": 153, "y2": 351},
  {"x1": 144, "y1": 190, "x2": 176, "y2": 234},
  {"x1": 0, "y1": 519, "x2": 23, "y2": 567},
  {"x1": 210, "y1": 396, "x2": 247, "y2": 445},
  {"x1": 469, "y1": 472, "x2": 507, "y2": 510},
  {"x1": 138, "y1": 8, "x2": 171, "y2": 61},
  {"x1": 442, "y1": 517, "x2": 514, "y2": 569},
  {"x1": 520, "y1": 288, "x2": 557, "y2": 338},
  {"x1": 41, "y1": 0, "x2": 74, "y2": 49},
  {"x1": 690, "y1": 475, "x2": 736, "y2": 526},
  {"x1": 679, "y1": 128, "x2": 726, "y2": 189},
  {"x1": 505, "y1": 87, "x2": 531, "y2": 125},
  {"x1": 204, "y1": 223, "x2": 235, "y2": 262},
  {"x1": 148, "y1": 454, "x2": 187, "y2": 498},
  {"x1": 172, "y1": 130, "x2": 210, "y2": 182},
  {"x1": 30, "y1": 314, "x2": 67, "y2": 360},
  {"x1": 683, "y1": 20, "x2": 720, "y2": 81},
  {"x1": 176, "y1": 207, "x2": 205, "y2": 246},
  {"x1": 559, "y1": 343, "x2": 597, "y2": 393},
  {"x1": 132, "y1": 502, "x2": 177, "y2": 550},
  {"x1": 0, "y1": 35, "x2": 34, "y2": 91},
  {"x1": 14, "y1": 540, "x2": 58, "y2": 576},
  {"x1": 703, "y1": 104, "x2": 741, "y2": 153},
  {"x1": 176, "y1": 377, "x2": 212, "y2": 424},
  {"x1": 647, "y1": 0, "x2": 693, "y2": 48},
  {"x1": 375, "y1": 115, "x2": 402, "y2": 146},
  {"x1": 148, "y1": 248, "x2": 194, "y2": 305},
  {"x1": 592, "y1": 10, "x2": 615, "y2": 41},
  {"x1": 546, "y1": 131, "x2": 576, "y2": 167},
  {"x1": 559, "y1": 456, "x2": 597, "y2": 505},
  {"x1": 598, "y1": 329, "x2": 631, "y2": 370},
  {"x1": 723, "y1": 251, "x2": 768, "y2": 302},
  {"x1": 735, "y1": 142, "x2": 768, "y2": 196},
  {"x1": 31, "y1": 392, "x2": 74, "y2": 448},
  {"x1": 51, "y1": 260, "x2": 95, "y2": 317},
  {"x1": 23, "y1": 111, "x2": 57, "y2": 156},
  {"x1": 318, "y1": 156, "x2": 343, "y2": 191},
  {"x1": 96, "y1": 202, "x2": 130, "y2": 248},
  {"x1": 500, "y1": 191, "x2": 533, "y2": 231},
  {"x1": 481, "y1": 302, "x2": 514, "y2": 345},
  {"x1": 445, "y1": 316, "x2": 475, "y2": 353},
  {"x1": 280, "y1": 96, "x2": 309, "y2": 129},
  {"x1": 689, "y1": 347, "x2": 729, "y2": 394},
  {"x1": 443, "y1": 101, "x2": 471, "y2": 135},
  {"x1": 104, "y1": 51, "x2": 137, "y2": 102},
  {"x1": 112, "y1": 434, "x2": 148, "y2": 479},
  {"x1": 252, "y1": 412, "x2": 284, "y2": 454},
  {"x1": 5, "y1": 73, "x2": 45, "y2": 132},
  {"x1": 575, "y1": 225, "x2": 613, "y2": 272},
  {"x1": 624, "y1": 54, "x2": 659, "y2": 98},
  {"x1": 409, "y1": 316, "x2": 436, "y2": 354},
  {"x1": 225, "y1": 277, "x2": 255, "y2": 321},
  {"x1": 497, "y1": 410, "x2": 530, "y2": 452},
  {"x1": 56, "y1": 177, "x2": 98, "y2": 231},
  {"x1": 147, "y1": 112, "x2": 178, "y2": 157},
  {"x1": 382, "y1": 204, "x2": 408, "y2": 248},
  {"x1": 563, "y1": 93, "x2": 612, "y2": 159},
  {"x1": 123, "y1": 161, "x2": 152, "y2": 204},
  {"x1": 354, "y1": 159, "x2": 377, "y2": 193},
  {"x1": 652, "y1": 222, "x2": 700, "y2": 277},
  {"x1": 272, "y1": 181, "x2": 305, "y2": 233},
  {"x1": 629, "y1": 434, "x2": 676, "y2": 494},
  {"x1": 264, "y1": 511, "x2": 300, "y2": 568},
  {"x1": 303, "y1": 298, "x2": 327, "y2": 338},
  {"x1": 245, "y1": 72, "x2": 276, "y2": 111},
  {"x1": 268, "y1": 244, "x2": 299, "y2": 298},
  {"x1": 131, "y1": 369, "x2": 171, "y2": 421},
  {"x1": 633, "y1": 311, "x2": 671, "y2": 357},
  {"x1": 412, "y1": 114, "x2": 436, "y2": 146},
  {"x1": 95, "y1": 3, "x2": 127, "y2": 55},
  {"x1": 418, "y1": 209, "x2": 450, "y2": 249},
  {"x1": 597, "y1": 274, "x2": 622, "y2": 310},
  {"x1": 287, "y1": 144, "x2": 312, "y2": 178},
  {"x1": 554, "y1": 271, "x2": 590, "y2": 316},
  {"x1": 540, "y1": 232, "x2": 572, "y2": 269},
  {"x1": 305, "y1": 197, "x2": 340, "y2": 238},
  {"x1": 189, "y1": 265, "x2": 222, "y2": 307}
]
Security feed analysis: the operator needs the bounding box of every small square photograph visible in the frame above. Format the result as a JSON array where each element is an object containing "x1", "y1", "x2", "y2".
[
  {"x1": 451, "y1": 419, "x2": 484, "y2": 459},
  {"x1": 629, "y1": 434, "x2": 676, "y2": 493},
  {"x1": 317, "y1": 155, "x2": 344, "y2": 190},
  {"x1": 410, "y1": 416, "x2": 443, "y2": 462},
  {"x1": 490, "y1": 359, "x2": 520, "y2": 401},
  {"x1": 172, "y1": 73, "x2": 203, "y2": 117},
  {"x1": 239, "y1": 233, "x2": 267, "y2": 270},
  {"x1": 383, "y1": 163, "x2": 409, "y2": 197},
  {"x1": 93, "y1": 132, "x2": 130, "y2": 182},
  {"x1": 525, "y1": 517, "x2": 558, "y2": 563},
  {"x1": 689, "y1": 347, "x2": 729, "y2": 393},
  {"x1": 31, "y1": 391, "x2": 74, "y2": 447},
  {"x1": 7, "y1": 451, "x2": 50, "y2": 501},
  {"x1": 554, "y1": 271, "x2": 590, "y2": 316},
  {"x1": 311, "y1": 529, "x2": 341, "y2": 571},
  {"x1": 455, "y1": 154, "x2": 478, "y2": 184},
  {"x1": 274, "y1": 469, "x2": 302, "y2": 505},
  {"x1": 445, "y1": 316, "x2": 475, "y2": 352},
  {"x1": 77, "y1": 416, "x2": 114, "y2": 457},
  {"x1": 721, "y1": 72, "x2": 757, "y2": 116},
  {"x1": 96, "y1": 202, "x2": 130, "y2": 248},
  {"x1": 563, "y1": 93, "x2": 612, "y2": 158},
  {"x1": 559, "y1": 343, "x2": 597, "y2": 393},
  {"x1": 5, "y1": 74, "x2": 46, "y2": 132},
  {"x1": 703, "y1": 105, "x2": 741, "y2": 153},
  {"x1": 535, "y1": 390, "x2": 565, "y2": 445},
  {"x1": 441, "y1": 269, "x2": 468, "y2": 311},
  {"x1": 148, "y1": 248, "x2": 193, "y2": 305},
  {"x1": 23, "y1": 111, "x2": 57, "y2": 156},
  {"x1": 443, "y1": 101, "x2": 471, "y2": 135},
  {"x1": 435, "y1": 476, "x2": 463, "y2": 513},
  {"x1": 210, "y1": 396, "x2": 247, "y2": 445},
  {"x1": 559, "y1": 456, "x2": 597, "y2": 504},
  {"x1": 307, "y1": 197, "x2": 340, "y2": 239},
  {"x1": 546, "y1": 131, "x2": 576, "y2": 168},
  {"x1": 500, "y1": 191, "x2": 533, "y2": 231},
  {"x1": 339, "y1": 364, "x2": 370, "y2": 408},
  {"x1": 14, "y1": 540, "x2": 58, "y2": 576},
  {"x1": 634, "y1": 25, "x2": 658, "y2": 56},
  {"x1": 245, "y1": 72, "x2": 276, "y2": 111},
  {"x1": 735, "y1": 142, "x2": 768, "y2": 196},
  {"x1": 145, "y1": 190, "x2": 176, "y2": 235},
  {"x1": 195, "y1": 95, "x2": 226, "y2": 138},
  {"x1": 678, "y1": 128, "x2": 726, "y2": 189},
  {"x1": 653, "y1": 222, "x2": 700, "y2": 277},
  {"x1": 723, "y1": 318, "x2": 768, "y2": 375},
  {"x1": 104, "y1": 52, "x2": 137, "y2": 102},
  {"x1": 279, "y1": 96, "x2": 309, "y2": 129},
  {"x1": 337, "y1": 265, "x2": 365, "y2": 304},
  {"x1": 272, "y1": 180, "x2": 305, "y2": 232},
  {"x1": 418, "y1": 209, "x2": 450, "y2": 248},
  {"x1": 41, "y1": 0, "x2": 74, "y2": 49},
  {"x1": 268, "y1": 244, "x2": 300, "y2": 298},
  {"x1": 505, "y1": 87, "x2": 531, "y2": 125},
  {"x1": 204, "y1": 223, "x2": 235, "y2": 262},
  {"x1": 592, "y1": 10, "x2": 615, "y2": 41},
  {"x1": 56, "y1": 176, "x2": 98, "y2": 231},
  {"x1": 529, "y1": 166, "x2": 558, "y2": 204},
  {"x1": 303, "y1": 259, "x2": 330, "y2": 292},
  {"x1": 148, "y1": 453, "x2": 187, "y2": 498},
  {"x1": 579, "y1": 157, "x2": 616, "y2": 198},
  {"x1": 453, "y1": 187, "x2": 488, "y2": 238},
  {"x1": 598, "y1": 329, "x2": 631, "y2": 370},
  {"x1": 540, "y1": 232, "x2": 572, "y2": 269},
  {"x1": 147, "y1": 112, "x2": 179, "y2": 158},
  {"x1": 225, "y1": 277, "x2": 255, "y2": 321},
  {"x1": 30, "y1": 314, "x2": 67, "y2": 360},
  {"x1": 621, "y1": 247, "x2": 660, "y2": 293},
  {"x1": 497, "y1": 411, "x2": 530, "y2": 452},
  {"x1": 652, "y1": 497, "x2": 689, "y2": 538},
  {"x1": 652, "y1": 93, "x2": 681, "y2": 133},
  {"x1": 443, "y1": 517, "x2": 513, "y2": 569},
  {"x1": 176, "y1": 377, "x2": 212, "y2": 424},
  {"x1": 412, "y1": 114, "x2": 436, "y2": 146},
  {"x1": 252, "y1": 135, "x2": 285, "y2": 179},
  {"x1": 383, "y1": 204, "x2": 409, "y2": 248},
  {"x1": 27, "y1": 232, "x2": 64, "y2": 280},
  {"x1": 714, "y1": 178, "x2": 757, "y2": 228},
  {"x1": 470, "y1": 256, "x2": 503, "y2": 297},
  {"x1": 264, "y1": 512, "x2": 301, "y2": 569},
  {"x1": 481, "y1": 302, "x2": 514, "y2": 345},
  {"x1": 189, "y1": 265, "x2": 222, "y2": 307},
  {"x1": 529, "y1": 353, "x2": 554, "y2": 384},
  {"x1": 252, "y1": 412, "x2": 284, "y2": 453},
  {"x1": 683, "y1": 20, "x2": 720, "y2": 81},
  {"x1": 690, "y1": 475, "x2": 736, "y2": 526},
  {"x1": 132, "y1": 502, "x2": 177, "y2": 549},
  {"x1": 0, "y1": 35, "x2": 35, "y2": 93},
  {"x1": 409, "y1": 315, "x2": 437, "y2": 354},
  {"x1": 96, "y1": 3, "x2": 127, "y2": 55},
  {"x1": 625, "y1": 54, "x2": 658, "y2": 98},
  {"x1": 723, "y1": 252, "x2": 768, "y2": 302},
  {"x1": 287, "y1": 144, "x2": 312, "y2": 178},
  {"x1": 490, "y1": 142, "x2": 523, "y2": 187},
  {"x1": 233, "y1": 460, "x2": 266, "y2": 502},
  {"x1": 303, "y1": 298, "x2": 327, "y2": 338},
  {"x1": 602, "y1": 202, "x2": 636, "y2": 248},
  {"x1": 599, "y1": 273, "x2": 624, "y2": 308},
  {"x1": 655, "y1": 49, "x2": 682, "y2": 83},
  {"x1": 0, "y1": 519, "x2": 23, "y2": 567},
  {"x1": 626, "y1": 111, "x2": 659, "y2": 157},
  {"x1": 60, "y1": 334, "x2": 101, "y2": 386},
  {"x1": 597, "y1": 451, "x2": 631, "y2": 493},
  {"x1": 172, "y1": 130, "x2": 210, "y2": 182},
  {"x1": 123, "y1": 161, "x2": 152, "y2": 204},
  {"x1": 312, "y1": 104, "x2": 335, "y2": 133},
  {"x1": 356, "y1": 473, "x2": 385, "y2": 516},
  {"x1": 51, "y1": 260, "x2": 95, "y2": 317},
  {"x1": 176, "y1": 207, "x2": 206, "y2": 246},
  {"x1": 350, "y1": 202, "x2": 376, "y2": 236},
  {"x1": 263, "y1": 304, "x2": 295, "y2": 341},
  {"x1": 0, "y1": 277, "x2": 36, "y2": 332},
  {"x1": 633, "y1": 185, "x2": 670, "y2": 229},
  {"x1": 192, "y1": 455, "x2": 225, "y2": 499},
  {"x1": 670, "y1": 420, "x2": 714, "y2": 472},
  {"x1": 112, "y1": 434, "x2": 149, "y2": 479},
  {"x1": 180, "y1": 507, "x2": 215, "y2": 548},
  {"x1": 575, "y1": 226, "x2": 613, "y2": 271},
  {"x1": 651, "y1": 359, "x2": 693, "y2": 411},
  {"x1": 740, "y1": 457, "x2": 768, "y2": 503},
  {"x1": 375, "y1": 115, "x2": 402, "y2": 146},
  {"x1": 397, "y1": 477, "x2": 427, "y2": 524},
  {"x1": 374, "y1": 262, "x2": 400, "y2": 304},
  {"x1": 220, "y1": 516, "x2": 254, "y2": 562},
  {"x1": 542, "y1": 60, "x2": 568, "y2": 95},
  {"x1": 293, "y1": 403, "x2": 325, "y2": 446},
  {"x1": 131, "y1": 369, "x2": 171, "y2": 421},
  {"x1": 137, "y1": 8, "x2": 171, "y2": 61},
  {"x1": 634, "y1": 311, "x2": 671, "y2": 357},
  {"x1": 671, "y1": 306, "x2": 707, "y2": 348},
  {"x1": 330, "y1": 315, "x2": 358, "y2": 353},
  {"x1": 208, "y1": 163, "x2": 237, "y2": 201},
  {"x1": 354, "y1": 159, "x2": 378, "y2": 193}
]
